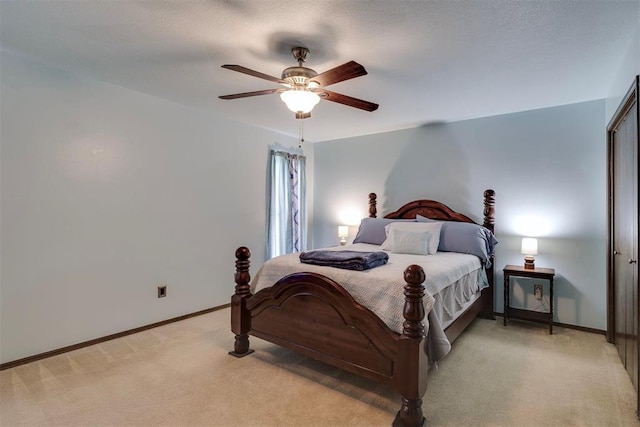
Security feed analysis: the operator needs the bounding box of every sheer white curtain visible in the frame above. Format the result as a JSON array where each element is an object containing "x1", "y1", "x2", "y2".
[{"x1": 267, "y1": 150, "x2": 307, "y2": 259}]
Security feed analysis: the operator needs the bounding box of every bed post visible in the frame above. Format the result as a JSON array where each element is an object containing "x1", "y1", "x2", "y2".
[
  {"x1": 393, "y1": 265, "x2": 428, "y2": 427},
  {"x1": 369, "y1": 193, "x2": 377, "y2": 218},
  {"x1": 483, "y1": 189, "x2": 495, "y2": 233},
  {"x1": 482, "y1": 189, "x2": 496, "y2": 318},
  {"x1": 229, "y1": 246, "x2": 254, "y2": 357}
]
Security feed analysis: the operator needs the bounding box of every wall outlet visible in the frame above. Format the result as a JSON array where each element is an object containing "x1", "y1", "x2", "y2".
[
  {"x1": 157, "y1": 285, "x2": 167, "y2": 298},
  {"x1": 534, "y1": 284, "x2": 543, "y2": 300}
]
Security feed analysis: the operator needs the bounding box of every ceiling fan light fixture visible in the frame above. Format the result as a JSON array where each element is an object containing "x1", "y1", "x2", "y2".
[
  {"x1": 219, "y1": 47, "x2": 378, "y2": 115},
  {"x1": 280, "y1": 89, "x2": 320, "y2": 114}
]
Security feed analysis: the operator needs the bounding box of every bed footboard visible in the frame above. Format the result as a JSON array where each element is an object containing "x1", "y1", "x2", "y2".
[{"x1": 230, "y1": 247, "x2": 429, "y2": 427}]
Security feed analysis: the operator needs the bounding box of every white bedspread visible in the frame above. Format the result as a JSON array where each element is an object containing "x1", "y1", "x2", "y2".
[{"x1": 251, "y1": 243, "x2": 482, "y2": 335}]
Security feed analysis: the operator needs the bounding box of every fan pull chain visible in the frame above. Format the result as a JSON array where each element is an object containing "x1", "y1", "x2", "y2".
[{"x1": 298, "y1": 121, "x2": 304, "y2": 148}]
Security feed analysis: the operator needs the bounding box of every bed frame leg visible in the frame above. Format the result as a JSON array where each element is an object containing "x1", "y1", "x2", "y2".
[
  {"x1": 393, "y1": 398, "x2": 426, "y2": 427},
  {"x1": 393, "y1": 265, "x2": 428, "y2": 427},
  {"x1": 229, "y1": 246, "x2": 254, "y2": 358},
  {"x1": 230, "y1": 333, "x2": 252, "y2": 357}
]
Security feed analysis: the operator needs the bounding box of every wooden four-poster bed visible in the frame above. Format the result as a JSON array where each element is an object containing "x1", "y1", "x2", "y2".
[{"x1": 230, "y1": 189, "x2": 496, "y2": 426}]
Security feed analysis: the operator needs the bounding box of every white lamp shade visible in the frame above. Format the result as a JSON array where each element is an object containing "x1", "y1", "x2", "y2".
[
  {"x1": 338, "y1": 225, "x2": 349, "y2": 238},
  {"x1": 280, "y1": 89, "x2": 320, "y2": 113},
  {"x1": 521, "y1": 237, "x2": 538, "y2": 256}
]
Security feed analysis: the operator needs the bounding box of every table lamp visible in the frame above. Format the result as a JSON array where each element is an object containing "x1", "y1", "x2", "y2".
[
  {"x1": 521, "y1": 237, "x2": 538, "y2": 270},
  {"x1": 338, "y1": 225, "x2": 349, "y2": 246}
]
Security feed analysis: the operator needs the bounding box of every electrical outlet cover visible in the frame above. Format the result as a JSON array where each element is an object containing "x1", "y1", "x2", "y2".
[{"x1": 534, "y1": 284, "x2": 542, "y2": 300}]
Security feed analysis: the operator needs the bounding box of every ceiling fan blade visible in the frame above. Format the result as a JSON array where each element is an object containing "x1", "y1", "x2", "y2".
[
  {"x1": 320, "y1": 89, "x2": 379, "y2": 112},
  {"x1": 221, "y1": 65, "x2": 284, "y2": 83},
  {"x1": 219, "y1": 88, "x2": 280, "y2": 100},
  {"x1": 311, "y1": 61, "x2": 368, "y2": 87}
]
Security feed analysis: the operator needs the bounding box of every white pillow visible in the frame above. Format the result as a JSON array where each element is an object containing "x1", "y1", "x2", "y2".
[
  {"x1": 391, "y1": 229, "x2": 431, "y2": 255},
  {"x1": 381, "y1": 221, "x2": 443, "y2": 254}
]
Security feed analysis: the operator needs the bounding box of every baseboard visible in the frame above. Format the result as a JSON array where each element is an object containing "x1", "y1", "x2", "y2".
[
  {"x1": 493, "y1": 312, "x2": 606, "y2": 335},
  {"x1": 0, "y1": 304, "x2": 230, "y2": 371}
]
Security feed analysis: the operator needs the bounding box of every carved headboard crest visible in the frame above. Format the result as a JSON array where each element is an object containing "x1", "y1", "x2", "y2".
[
  {"x1": 384, "y1": 199, "x2": 475, "y2": 223},
  {"x1": 368, "y1": 190, "x2": 495, "y2": 233}
]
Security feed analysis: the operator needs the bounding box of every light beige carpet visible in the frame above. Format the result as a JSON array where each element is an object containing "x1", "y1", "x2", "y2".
[{"x1": 1, "y1": 308, "x2": 637, "y2": 426}]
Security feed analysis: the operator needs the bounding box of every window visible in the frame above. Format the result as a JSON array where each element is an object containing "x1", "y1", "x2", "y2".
[{"x1": 267, "y1": 150, "x2": 307, "y2": 259}]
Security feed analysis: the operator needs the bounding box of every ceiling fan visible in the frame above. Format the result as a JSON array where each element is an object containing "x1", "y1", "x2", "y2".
[{"x1": 219, "y1": 47, "x2": 379, "y2": 119}]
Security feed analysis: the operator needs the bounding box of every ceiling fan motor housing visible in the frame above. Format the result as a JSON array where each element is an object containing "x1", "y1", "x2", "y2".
[{"x1": 282, "y1": 66, "x2": 318, "y2": 87}]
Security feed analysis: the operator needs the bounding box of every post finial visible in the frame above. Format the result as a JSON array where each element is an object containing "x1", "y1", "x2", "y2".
[
  {"x1": 369, "y1": 193, "x2": 377, "y2": 218},
  {"x1": 402, "y1": 265, "x2": 426, "y2": 339},
  {"x1": 234, "y1": 246, "x2": 251, "y2": 297},
  {"x1": 483, "y1": 189, "x2": 495, "y2": 233}
]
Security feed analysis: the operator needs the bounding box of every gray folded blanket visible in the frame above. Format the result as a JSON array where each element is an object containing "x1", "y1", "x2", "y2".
[{"x1": 299, "y1": 250, "x2": 389, "y2": 271}]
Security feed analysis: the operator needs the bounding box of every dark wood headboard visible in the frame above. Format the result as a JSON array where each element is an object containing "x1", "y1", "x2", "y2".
[
  {"x1": 368, "y1": 189, "x2": 496, "y2": 319},
  {"x1": 368, "y1": 189, "x2": 495, "y2": 234}
]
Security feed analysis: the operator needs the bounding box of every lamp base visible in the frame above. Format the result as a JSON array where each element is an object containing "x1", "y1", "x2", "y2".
[
  {"x1": 524, "y1": 256, "x2": 535, "y2": 270},
  {"x1": 339, "y1": 239, "x2": 347, "y2": 246}
]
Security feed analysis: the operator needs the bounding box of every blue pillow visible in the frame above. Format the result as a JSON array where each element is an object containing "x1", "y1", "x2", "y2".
[
  {"x1": 352, "y1": 217, "x2": 415, "y2": 245},
  {"x1": 416, "y1": 215, "x2": 498, "y2": 266}
]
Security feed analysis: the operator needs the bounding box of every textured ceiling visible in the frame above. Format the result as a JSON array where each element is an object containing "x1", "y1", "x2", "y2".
[{"x1": 1, "y1": 0, "x2": 638, "y2": 142}]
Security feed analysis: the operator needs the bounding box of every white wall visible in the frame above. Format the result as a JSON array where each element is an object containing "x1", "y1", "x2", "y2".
[
  {"x1": 606, "y1": 6, "x2": 639, "y2": 123},
  {"x1": 313, "y1": 100, "x2": 606, "y2": 330},
  {"x1": 0, "y1": 50, "x2": 311, "y2": 363}
]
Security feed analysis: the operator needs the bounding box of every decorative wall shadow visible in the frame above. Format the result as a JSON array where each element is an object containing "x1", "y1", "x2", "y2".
[{"x1": 383, "y1": 123, "x2": 472, "y2": 216}]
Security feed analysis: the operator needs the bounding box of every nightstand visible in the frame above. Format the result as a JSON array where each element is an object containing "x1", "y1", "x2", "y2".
[{"x1": 503, "y1": 264, "x2": 556, "y2": 334}]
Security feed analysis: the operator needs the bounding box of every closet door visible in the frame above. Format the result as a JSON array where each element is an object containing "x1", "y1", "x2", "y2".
[
  {"x1": 614, "y1": 98, "x2": 637, "y2": 389},
  {"x1": 608, "y1": 76, "x2": 639, "y2": 399}
]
